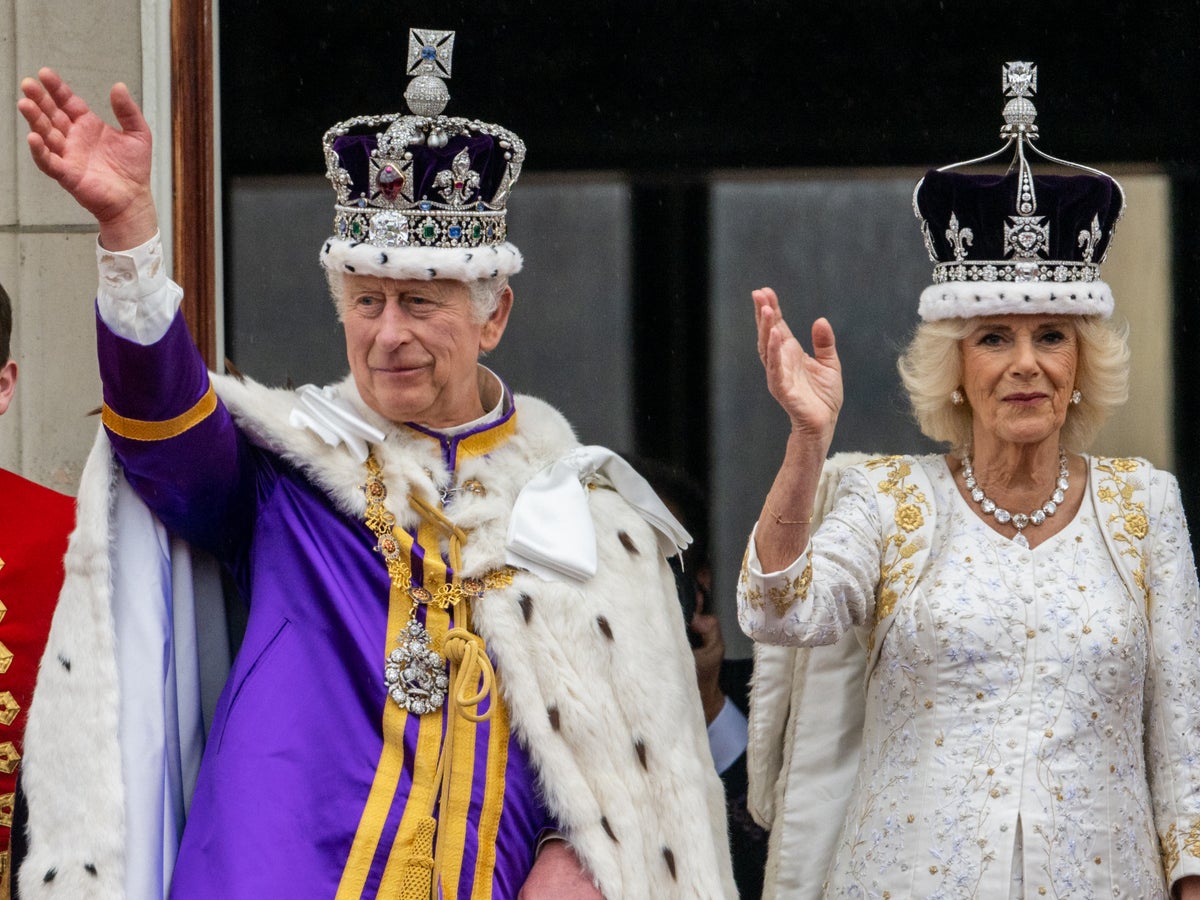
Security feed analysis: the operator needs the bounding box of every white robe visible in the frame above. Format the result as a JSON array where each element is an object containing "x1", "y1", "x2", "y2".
[{"x1": 741, "y1": 454, "x2": 1200, "y2": 899}]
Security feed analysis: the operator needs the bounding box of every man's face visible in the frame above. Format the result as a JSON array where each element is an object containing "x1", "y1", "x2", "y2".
[{"x1": 340, "y1": 275, "x2": 511, "y2": 427}]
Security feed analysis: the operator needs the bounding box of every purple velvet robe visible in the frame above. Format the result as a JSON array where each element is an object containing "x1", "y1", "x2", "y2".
[{"x1": 97, "y1": 311, "x2": 553, "y2": 899}]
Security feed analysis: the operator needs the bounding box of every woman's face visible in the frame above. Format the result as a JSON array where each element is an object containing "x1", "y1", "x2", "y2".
[{"x1": 959, "y1": 314, "x2": 1079, "y2": 449}]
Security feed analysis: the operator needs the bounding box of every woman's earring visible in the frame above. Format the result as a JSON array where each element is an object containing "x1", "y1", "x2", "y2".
[
  {"x1": 1070, "y1": 389, "x2": 1082, "y2": 405},
  {"x1": 951, "y1": 389, "x2": 965, "y2": 406}
]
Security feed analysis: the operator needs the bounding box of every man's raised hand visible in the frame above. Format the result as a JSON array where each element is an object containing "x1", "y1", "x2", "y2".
[{"x1": 18, "y1": 68, "x2": 157, "y2": 249}]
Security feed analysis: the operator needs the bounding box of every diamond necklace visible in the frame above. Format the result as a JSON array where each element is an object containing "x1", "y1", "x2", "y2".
[{"x1": 960, "y1": 449, "x2": 1069, "y2": 549}]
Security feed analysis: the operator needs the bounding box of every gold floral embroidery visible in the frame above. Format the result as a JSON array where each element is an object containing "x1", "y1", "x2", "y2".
[
  {"x1": 1093, "y1": 458, "x2": 1150, "y2": 610},
  {"x1": 894, "y1": 503, "x2": 925, "y2": 533},
  {"x1": 1160, "y1": 818, "x2": 1200, "y2": 879},
  {"x1": 765, "y1": 547, "x2": 814, "y2": 615},
  {"x1": 739, "y1": 546, "x2": 764, "y2": 610},
  {"x1": 864, "y1": 457, "x2": 933, "y2": 644}
]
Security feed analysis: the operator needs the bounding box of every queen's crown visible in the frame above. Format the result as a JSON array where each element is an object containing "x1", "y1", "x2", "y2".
[{"x1": 913, "y1": 62, "x2": 1125, "y2": 291}]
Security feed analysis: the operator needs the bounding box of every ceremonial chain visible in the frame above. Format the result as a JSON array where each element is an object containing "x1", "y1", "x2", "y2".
[{"x1": 361, "y1": 452, "x2": 515, "y2": 714}]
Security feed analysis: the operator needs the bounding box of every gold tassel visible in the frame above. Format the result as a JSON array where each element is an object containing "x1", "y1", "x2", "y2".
[{"x1": 400, "y1": 816, "x2": 437, "y2": 900}]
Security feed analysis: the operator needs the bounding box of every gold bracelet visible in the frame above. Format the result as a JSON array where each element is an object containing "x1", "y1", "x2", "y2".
[{"x1": 765, "y1": 496, "x2": 812, "y2": 526}]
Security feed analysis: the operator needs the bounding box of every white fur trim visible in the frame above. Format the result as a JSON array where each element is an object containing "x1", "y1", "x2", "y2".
[
  {"x1": 22, "y1": 375, "x2": 736, "y2": 899},
  {"x1": 319, "y1": 238, "x2": 523, "y2": 280},
  {"x1": 918, "y1": 279, "x2": 1114, "y2": 321}
]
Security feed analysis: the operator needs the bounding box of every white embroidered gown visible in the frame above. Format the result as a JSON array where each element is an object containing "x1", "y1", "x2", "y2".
[{"x1": 738, "y1": 455, "x2": 1200, "y2": 899}]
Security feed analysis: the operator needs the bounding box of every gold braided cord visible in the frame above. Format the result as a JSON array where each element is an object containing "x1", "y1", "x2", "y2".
[
  {"x1": 359, "y1": 451, "x2": 513, "y2": 899},
  {"x1": 362, "y1": 453, "x2": 516, "y2": 608},
  {"x1": 409, "y1": 492, "x2": 468, "y2": 575}
]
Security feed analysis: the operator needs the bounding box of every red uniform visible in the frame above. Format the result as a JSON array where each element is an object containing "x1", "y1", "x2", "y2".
[{"x1": 0, "y1": 469, "x2": 72, "y2": 897}]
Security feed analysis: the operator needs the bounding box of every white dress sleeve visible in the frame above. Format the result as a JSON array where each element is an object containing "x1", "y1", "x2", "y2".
[
  {"x1": 1142, "y1": 468, "x2": 1200, "y2": 886},
  {"x1": 736, "y1": 465, "x2": 884, "y2": 647}
]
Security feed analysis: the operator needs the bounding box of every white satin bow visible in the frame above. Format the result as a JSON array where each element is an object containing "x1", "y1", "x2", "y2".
[
  {"x1": 288, "y1": 384, "x2": 385, "y2": 463},
  {"x1": 505, "y1": 446, "x2": 692, "y2": 583}
]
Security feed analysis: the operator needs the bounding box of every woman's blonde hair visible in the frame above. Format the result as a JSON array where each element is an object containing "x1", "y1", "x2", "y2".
[{"x1": 896, "y1": 315, "x2": 1131, "y2": 453}]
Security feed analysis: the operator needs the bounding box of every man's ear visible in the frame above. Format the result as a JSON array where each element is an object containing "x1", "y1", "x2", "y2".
[
  {"x1": 479, "y1": 285, "x2": 514, "y2": 353},
  {"x1": 0, "y1": 360, "x2": 17, "y2": 416}
]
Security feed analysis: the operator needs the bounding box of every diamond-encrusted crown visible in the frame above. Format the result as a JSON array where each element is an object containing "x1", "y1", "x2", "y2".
[
  {"x1": 319, "y1": 29, "x2": 525, "y2": 279},
  {"x1": 912, "y1": 62, "x2": 1126, "y2": 322}
]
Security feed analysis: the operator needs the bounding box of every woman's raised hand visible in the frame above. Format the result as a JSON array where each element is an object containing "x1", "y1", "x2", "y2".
[
  {"x1": 753, "y1": 287, "x2": 843, "y2": 447},
  {"x1": 18, "y1": 68, "x2": 157, "y2": 249}
]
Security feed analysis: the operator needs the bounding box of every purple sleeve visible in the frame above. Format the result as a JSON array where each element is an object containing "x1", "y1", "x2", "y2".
[{"x1": 97, "y1": 306, "x2": 259, "y2": 557}]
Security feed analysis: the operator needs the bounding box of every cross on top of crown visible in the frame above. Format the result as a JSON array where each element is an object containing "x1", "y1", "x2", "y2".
[
  {"x1": 407, "y1": 29, "x2": 455, "y2": 79},
  {"x1": 1003, "y1": 61, "x2": 1037, "y2": 99}
]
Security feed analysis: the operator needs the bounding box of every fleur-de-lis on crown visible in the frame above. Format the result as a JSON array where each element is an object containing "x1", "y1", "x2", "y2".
[
  {"x1": 1078, "y1": 214, "x2": 1102, "y2": 263},
  {"x1": 946, "y1": 213, "x2": 974, "y2": 262},
  {"x1": 434, "y1": 147, "x2": 481, "y2": 206}
]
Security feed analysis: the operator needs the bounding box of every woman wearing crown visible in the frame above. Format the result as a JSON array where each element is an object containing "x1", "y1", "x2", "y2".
[{"x1": 739, "y1": 63, "x2": 1200, "y2": 899}]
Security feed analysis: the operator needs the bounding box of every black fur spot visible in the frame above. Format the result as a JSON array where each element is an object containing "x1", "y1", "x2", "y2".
[
  {"x1": 427, "y1": 268, "x2": 437, "y2": 278},
  {"x1": 519, "y1": 593, "x2": 534, "y2": 623},
  {"x1": 379, "y1": 253, "x2": 388, "y2": 265},
  {"x1": 43, "y1": 869, "x2": 57, "y2": 883},
  {"x1": 465, "y1": 252, "x2": 473, "y2": 261},
  {"x1": 548, "y1": 705, "x2": 560, "y2": 731},
  {"x1": 596, "y1": 616, "x2": 613, "y2": 640},
  {"x1": 345, "y1": 264, "x2": 356, "y2": 273},
  {"x1": 58, "y1": 654, "x2": 71, "y2": 672},
  {"x1": 323, "y1": 242, "x2": 331, "y2": 253},
  {"x1": 601, "y1": 816, "x2": 618, "y2": 843},
  {"x1": 635, "y1": 739, "x2": 648, "y2": 770},
  {"x1": 490, "y1": 268, "x2": 499, "y2": 277},
  {"x1": 663, "y1": 847, "x2": 677, "y2": 880},
  {"x1": 84, "y1": 863, "x2": 98, "y2": 876},
  {"x1": 618, "y1": 531, "x2": 639, "y2": 555}
]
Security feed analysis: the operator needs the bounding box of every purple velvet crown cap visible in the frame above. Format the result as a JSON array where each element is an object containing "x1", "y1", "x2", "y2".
[
  {"x1": 331, "y1": 127, "x2": 509, "y2": 211},
  {"x1": 916, "y1": 170, "x2": 1122, "y2": 266},
  {"x1": 913, "y1": 169, "x2": 1122, "y2": 322}
]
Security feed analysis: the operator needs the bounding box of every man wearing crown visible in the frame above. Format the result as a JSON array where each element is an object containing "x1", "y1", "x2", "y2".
[{"x1": 13, "y1": 32, "x2": 735, "y2": 900}]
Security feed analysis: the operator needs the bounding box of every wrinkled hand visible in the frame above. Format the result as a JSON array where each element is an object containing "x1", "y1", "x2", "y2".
[
  {"x1": 753, "y1": 287, "x2": 843, "y2": 445},
  {"x1": 518, "y1": 839, "x2": 604, "y2": 899},
  {"x1": 18, "y1": 68, "x2": 157, "y2": 248}
]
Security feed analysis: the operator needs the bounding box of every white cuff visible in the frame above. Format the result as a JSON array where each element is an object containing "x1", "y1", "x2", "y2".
[
  {"x1": 96, "y1": 231, "x2": 184, "y2": 345},
  {"x1": 706, "y1": 696, "x2": 748, "y2": 775},
  {"x1": 747, "y1": 520, "x2": 813, "y2": 580}
]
